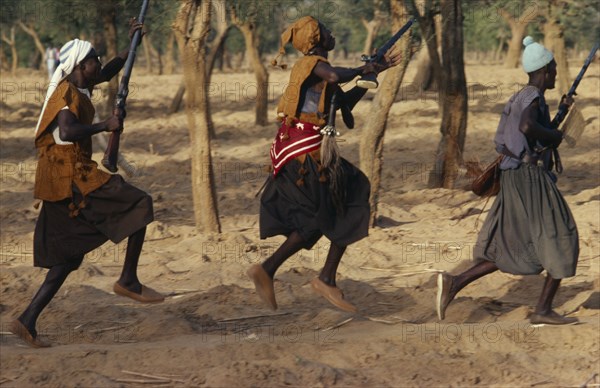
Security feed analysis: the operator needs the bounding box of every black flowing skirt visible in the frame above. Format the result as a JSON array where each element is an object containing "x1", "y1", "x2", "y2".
[
  {"x1": 34, "y1": 175, "x2": 153, "y2": 269},
  {"x1": 260, "y1": 156, "x2": 370, "y2": 249}
]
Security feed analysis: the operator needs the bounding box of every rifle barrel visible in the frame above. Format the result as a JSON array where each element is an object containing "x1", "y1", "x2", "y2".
[
  {"x1": 552, "y1": 42, "x2": 598, "y2": 127},
  {"x1": 567, "y1": 41, "x2": 599, "y2": 98},
  {"x1": 374, "y1": 18, "x2": 415, "y2": 62},
  {"x1": 102, "y1": 0, "x2": 150, "y2": 173}
]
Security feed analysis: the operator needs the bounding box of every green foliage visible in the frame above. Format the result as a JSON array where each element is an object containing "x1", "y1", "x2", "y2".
[
  {"x1": 1, "y1": 0, "x2": 597, "y2": 69},
  {"x1": 225, "y1": 27, "x2": 245, "y2": 54},
  {"x1": 461, "y1": 0, "x2": 598, "y2": 52}
]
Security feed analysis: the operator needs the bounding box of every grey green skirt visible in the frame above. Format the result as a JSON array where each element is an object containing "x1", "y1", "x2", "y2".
[{"x1": 474, "y1": 163, "x2": 578, "y2": 279}]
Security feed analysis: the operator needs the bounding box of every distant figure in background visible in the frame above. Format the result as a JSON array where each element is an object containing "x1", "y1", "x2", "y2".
[
  {"x1": 54, "y1": 46, "x2": 60, "y2": 70},
  {"x1": 45, "y1": 45, "x2": 58, "y2": 80},
  {"x1": 436, "y1": 36, "x2": 579, "y2": 325}
]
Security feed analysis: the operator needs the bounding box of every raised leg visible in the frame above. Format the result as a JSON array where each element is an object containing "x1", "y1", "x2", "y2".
[
  {"x1": 247, "y1": 231, "x2": 307, "y2": 310},
  {"x1": 261, "y1": 231, "x2": 306, "y2": 278},
  {"x1": 437, "y1": 260, "x2": 498, "y2": 320}
]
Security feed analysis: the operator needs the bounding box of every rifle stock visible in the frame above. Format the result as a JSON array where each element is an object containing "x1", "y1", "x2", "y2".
[{"x1": 102, "y1": 0, "x2": 150, "y2": 173}]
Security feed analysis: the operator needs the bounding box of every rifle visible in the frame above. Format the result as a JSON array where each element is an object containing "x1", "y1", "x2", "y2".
[
  {"x1": 102, "y1": 0, "x2": 150, "y2": 173},
  {"x1": 549, "y1": 42, "x2": 599, "y2": 173},
  {"x1": 553, "y1": 42, "x2": 599, "y2": 128},
  {"x1": 356, "y1": 18, "x2": 415, "y2": 89}
]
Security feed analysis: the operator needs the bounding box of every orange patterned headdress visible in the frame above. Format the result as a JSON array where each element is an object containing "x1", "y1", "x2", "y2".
[{"x1": 271, "y1": 16, "x2": 321, "y2": 69}]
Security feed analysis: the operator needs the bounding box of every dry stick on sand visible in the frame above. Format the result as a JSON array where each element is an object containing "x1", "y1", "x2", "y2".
[
  {"x1": 359, "y1": 263, "x2": 429, "y2": 271},
  {"x1": 389, "y1": 315, "x2": 412, "y2": 322},
  {"x1": 113, "y1": 378, "x2": 171, "y2": 385},
  {"x1": 579, "y1": 373, "x2": 599, "y2": 388},
  {"x1": 165, "y1": 289, "x2": 201, "y2": 297},
  {"x1": 359, "y1": 266, "x2": 398, "y2": 272},
  {"x1": 122, "y1": 370, "x2": 187, "y2": 384},
  {"x1": 367, "y1": 317, "x2": 399, "y2": 325},
  {"x1": 322, "y1": 317, "x2": 354, "y2": 332},
  {"x1": 218, "y1": 312, "x2": 291, "y2": 323},
  {"x1": 90, "y1": 325, "x2": 130, "y2": 334},
  {"x1": 530, "y1": 380, "x2": 553, "y2": 387},
  {"x1": 392, "y1": 269, "x2": 443, "y2": 277}
]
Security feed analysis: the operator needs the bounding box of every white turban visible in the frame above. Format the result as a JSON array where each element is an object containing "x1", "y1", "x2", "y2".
[
  {"x1": 34, "y1": 39, "x2": 93, "y2": 136},
  {"x1": 521, "y1": 36, "x2": 554, "y2": 74}
]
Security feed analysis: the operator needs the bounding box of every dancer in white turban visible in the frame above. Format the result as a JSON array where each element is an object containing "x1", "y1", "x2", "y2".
[{"x1": 10, "y1": 20, "x2": 164, "y2": 349}]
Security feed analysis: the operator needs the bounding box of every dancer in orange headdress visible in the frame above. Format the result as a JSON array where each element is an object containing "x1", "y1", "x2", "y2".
[{"x1": 248, "y1": 16, "x2": 401, "y2": 313}]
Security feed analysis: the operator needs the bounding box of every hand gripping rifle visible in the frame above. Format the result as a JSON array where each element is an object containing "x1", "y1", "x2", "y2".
[
  {"x1": 356, "y1": 18, "x2": 415, "y2": 89},
  {"x1": 549, "y1": 42, "x2": 599, "y2": 173},
  {"x1": 102, "y1": 0, "x2": 150, "y2": 173}
]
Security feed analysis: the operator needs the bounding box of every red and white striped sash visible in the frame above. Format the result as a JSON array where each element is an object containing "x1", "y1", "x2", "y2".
[{"x1": 270, "y1": 121, "x2": 322, "y2": 176}]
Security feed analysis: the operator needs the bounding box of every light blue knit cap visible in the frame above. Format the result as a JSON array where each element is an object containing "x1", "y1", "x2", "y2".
[{"x1": 522, "y1": 36, "x2": 554, "y2": 73}]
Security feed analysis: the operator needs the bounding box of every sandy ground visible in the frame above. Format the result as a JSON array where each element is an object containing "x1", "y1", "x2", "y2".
[{"x1": 0, "y1": 56, "x2": 599, "y2": 387}]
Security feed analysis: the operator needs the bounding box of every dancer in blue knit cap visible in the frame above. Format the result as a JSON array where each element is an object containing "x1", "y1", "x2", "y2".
[{"x1": 436, "y1": 36, "x2": 579, "y2": 325}]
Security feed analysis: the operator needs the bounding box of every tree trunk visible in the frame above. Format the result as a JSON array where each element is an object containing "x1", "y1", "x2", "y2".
[
  {"x1": 164, "y1": 32, "x2": 176, "y2": 74},
  {"x1": 173, "y1": 0, "x2": 221, "y2": 233},
  {"x1": 230, "y1": 1, "x2": 269, "y2": 126},
  {"x1": 1, "y1": 27, "x2": 18, "y2": 74},
  {"x1": 361, "y1": 18, "x2": 380, "y2": 56},
  {"x1": 429, "y1": 0, "x2": 468, "y2": 188},
  {"x1": 499, "y1": 5, "x2": 539, "y2": 69},
  {"x1": 360, "y1": 0, "x2": 385, "y2": 55},
  {"x1": 504, "y1": 23, "x2": 526, "y2": 69},
  {"x1": 157, "y1": 49, "x2": 163, "y2": 75},
  {"x1": 142, "y1": 37, "x2": 153, "y2": 74},
  {"x1": 207, "y1": 0, "x2": 229, "y2": 77},
  {"x1": 168, "y1": 36, "x2": 185, "y2": 115},
  {"x1": 0, "y1": 45, "x2": 8, "y2": 72},
  {"x1": 543, "y1": 5, "x2": 570, "y2": 95},
  {"x1": 17, "y1": 21, "x2": 46, "y2": 71},
  {"x1": 412, "y1": 13, "x2": 442, "y2": 92},
  {"x1": 239, "y1": 25, "x2": 269, "y2": 126},
  {"x1": 412, "y1": 45, "x2": 433, "y2": 91},
  {"x1": 146, "y1": 36, "x2": 163, "y2": 75},
  {"x1": 407, "y1": 0, "x2": 443, "y2": 101},
  {"x1": 215, "y1": 43, "x2": 225, "y2": 71},
  {"x1": 494, "y1": 37, "x2": 505, "y2": 61},
  {"x1": 100, "y1": 2, "x2": 118, "y2": 117},
  {"x1": 359, "y1": 0, "x2": 412, "y2": 227},
  {"x1": 169, "y1": 82, "x2": 186, "y2": 114}
]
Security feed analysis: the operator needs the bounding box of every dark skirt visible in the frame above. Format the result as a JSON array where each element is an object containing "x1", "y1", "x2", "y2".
[
  {"x1": 260, "y1": 156, "x2": 370, "y2": 249},
  {"x1": 474, "y1": 164, "x2": 579, "y2": 279},
  {"x1": 34, "y1": 175, "x2": 153, "y2": 269}
]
